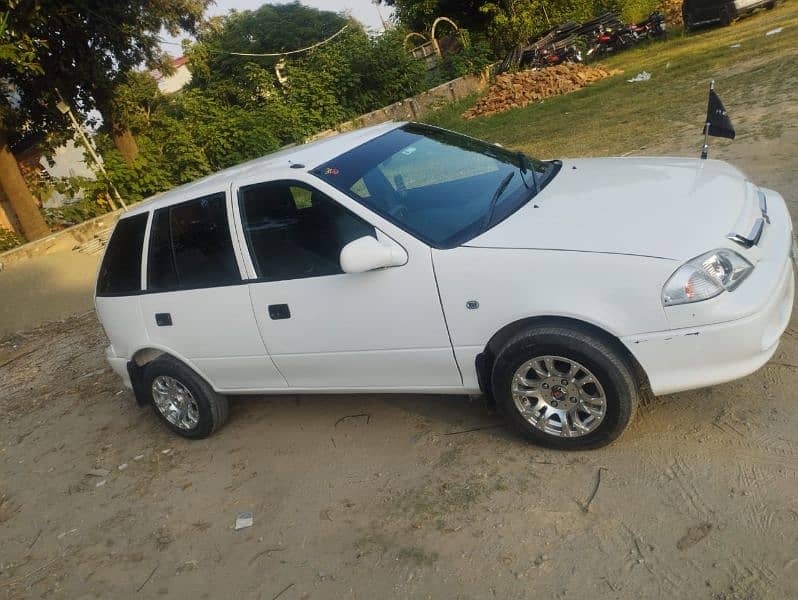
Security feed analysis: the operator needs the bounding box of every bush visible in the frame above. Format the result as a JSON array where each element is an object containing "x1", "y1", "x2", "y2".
[
  {"x1": 599, "y1": 0, "x2": 661, "y2": 22},
  {"x1": 43, "y1": 192, "x2": 113, "y2": 228},
  {"x1": 439, "y1": 31, "x2": 494, "y2": 80},
  {"x1": 0, "y1": 227, "x2": 22, "y2": 252}
]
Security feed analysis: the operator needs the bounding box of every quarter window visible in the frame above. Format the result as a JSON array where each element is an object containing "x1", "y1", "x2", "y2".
[
  {"x1": 239, "y1": 181, "x2": 375, "y2": 281},
  {"x1": 96, "y1": 213, "x2": 148, "y2": 297},
  {"x1": 147, "y1": 193, "x2": 240, "y2": 292}
]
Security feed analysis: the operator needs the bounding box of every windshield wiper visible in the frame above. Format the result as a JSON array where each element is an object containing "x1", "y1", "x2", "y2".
[
  {"x1": 483, "y1": 172, "x2": 515, "y2": 229},
  {"x1": 516, "y1": 151, "x2": 539, "y2": 194}
]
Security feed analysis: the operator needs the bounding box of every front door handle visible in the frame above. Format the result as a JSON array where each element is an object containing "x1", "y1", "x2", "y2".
[{"x1": 268, "y1": 304, "x2": 291, "y2": 320}]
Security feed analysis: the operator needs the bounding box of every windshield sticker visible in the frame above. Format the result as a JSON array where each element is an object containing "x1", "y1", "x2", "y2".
[
  {"x1": 400, "y1": 147, "x2": 417, "y2": 156},
  {"x1": 324, "y1": 167, "x2": 340, "y2": 176}
]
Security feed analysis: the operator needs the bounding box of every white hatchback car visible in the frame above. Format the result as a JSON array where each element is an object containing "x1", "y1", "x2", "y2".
[{"x1": 95, "y1": 122, "x2": 795, "y2": 449}]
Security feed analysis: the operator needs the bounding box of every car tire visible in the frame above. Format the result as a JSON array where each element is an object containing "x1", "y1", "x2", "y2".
[
  {"x1": 719, "y1": 5, "x2": 733, "y2": 25},
  {"x1": 683, "y1": 12, "x2": 694, "y2": 32},
  {"x1": 143, "y1": 356, "x2": 229, "y2": 439},
  {"x1": 491, "y1": 325, "x2": 638, "y2": 450}
]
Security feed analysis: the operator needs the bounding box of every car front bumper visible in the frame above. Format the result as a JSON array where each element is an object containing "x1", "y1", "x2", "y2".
[{"x1": 624, "y1": 252, "x2": 794, "y2": 396}]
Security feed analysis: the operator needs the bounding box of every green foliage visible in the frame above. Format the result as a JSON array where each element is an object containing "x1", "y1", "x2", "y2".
[
  {"x1": 0, "y1": 0, "x2": 210, "y2": 154},
  {"x1": 69, "y1": 4, "x2": 437, "y2": 206},
  {"x1": 283, "y1": 27, "x2": 428, "y2": 120},
  {"x1": 43, "y1": 193, "x2": 113, "y2": 229},
  {"x1": 188, "y1": 5, "x2": 431, "y2": 127},
  {"x1": 0, "y1": 227, "x2": 22, "y2": 252},
  {"x1": 439, "y1": 31, "x2": 494, "y2": 79},
  {"x1": 384, "y1": 0, "x2": 661, "y2": 54},
  {"x1": 600, "y1": 0, "x2": 661, "y2": 23},
  {"x1": 0, "y1": 4, "x2": 45, "y2": 81}
]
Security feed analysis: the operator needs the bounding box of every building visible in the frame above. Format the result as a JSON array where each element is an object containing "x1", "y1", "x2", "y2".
[{"x1": 151, "y1": 56, "x2": 192, "y2": 94}]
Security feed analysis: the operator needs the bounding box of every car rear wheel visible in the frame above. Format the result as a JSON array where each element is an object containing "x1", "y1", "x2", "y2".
[
  {"x1": 143, "y1": 356, "x2": 229, "y2": 438},
  {"x1": 491, "y1": 325, "x2": 638, "y2": 450}
]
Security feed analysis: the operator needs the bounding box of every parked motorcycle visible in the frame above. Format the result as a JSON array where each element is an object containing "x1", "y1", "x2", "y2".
[
  {"x1": 630, "y1": 11, "x2": 667, "y2": 41},
  {"x1": 498, "y1": 11, "x2": 666, "y2": 73}
]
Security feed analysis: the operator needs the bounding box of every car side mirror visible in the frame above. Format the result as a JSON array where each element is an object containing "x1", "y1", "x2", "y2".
[{"x1": 340, "y1": 236, "x2": 407, "y2": 274}]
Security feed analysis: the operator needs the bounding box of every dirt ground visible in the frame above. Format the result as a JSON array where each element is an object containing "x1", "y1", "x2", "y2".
[{"x1": 3, "y1": 35, "x2": 798, "y2": 600}]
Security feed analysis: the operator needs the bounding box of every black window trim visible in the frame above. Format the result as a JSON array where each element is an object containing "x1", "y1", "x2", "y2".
[
  {"x1": 236, "y1": 178, "x2": 379, "y2": 285},
  {"x1": 142, "y1": 191, "x2": 245, "y2": 295}
]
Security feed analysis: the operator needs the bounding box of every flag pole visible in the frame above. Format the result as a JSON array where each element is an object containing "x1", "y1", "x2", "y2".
[{"x1": 701, "y1": 80, "x2": 714, "y2": 160}]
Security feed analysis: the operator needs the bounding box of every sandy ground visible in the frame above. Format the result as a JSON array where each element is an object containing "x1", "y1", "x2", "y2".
[
  {"x1": 0, "y1": 252, "x2": 100, "y2": 339},
  {"x1": 3, "y1": 36, "x2": 798, "y2": 600}
]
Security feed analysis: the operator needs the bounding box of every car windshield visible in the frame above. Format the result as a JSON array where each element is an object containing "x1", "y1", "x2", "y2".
[{"x1": 312, "y1": 123, "x2": 560, "y2": 248}]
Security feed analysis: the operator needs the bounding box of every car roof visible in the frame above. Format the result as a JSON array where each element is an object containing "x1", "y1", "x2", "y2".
[{"x1": 122, "y1": 120, "x2": 405, "y2": 218}]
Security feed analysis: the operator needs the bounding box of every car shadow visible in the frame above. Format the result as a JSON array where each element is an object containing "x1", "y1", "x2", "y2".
[{"x1": 226, "y1": 391, "x2": 521, "y2": 442}]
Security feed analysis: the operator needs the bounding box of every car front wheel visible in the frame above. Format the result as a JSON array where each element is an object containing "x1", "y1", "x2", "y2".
[
  {"x1": 143, "y1": 356, "x2": 229, "y2": 439},
  {"x1": 491, "y1": 325, "x2": 639, "y2": 450}
]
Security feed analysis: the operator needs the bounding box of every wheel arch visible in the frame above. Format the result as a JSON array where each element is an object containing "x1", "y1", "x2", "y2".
[
  {"x1": 475, "y1": 315, "x2": 650, "y2": 400},
  {"x1": 126, "y1": 346, "x2": 216, "y2": 405}
]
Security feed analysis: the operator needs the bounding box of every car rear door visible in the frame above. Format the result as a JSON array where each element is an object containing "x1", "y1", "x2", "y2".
[
  {"x1": 233, "y1": 176, "x2": 462, "y2": 390},
  {"x1": 139, "y1": 191, "x2": 287, "y2": 391}
]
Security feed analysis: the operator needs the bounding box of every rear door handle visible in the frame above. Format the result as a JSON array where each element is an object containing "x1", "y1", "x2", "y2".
[
  {"x1": 155, "y1": 313, "x2": 172, "y2": 327},
  {"x1": 268, "y1": 304, "x2": 291, "y2": 320}
]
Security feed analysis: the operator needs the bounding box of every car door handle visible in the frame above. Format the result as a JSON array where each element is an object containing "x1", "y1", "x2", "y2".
[
  {"x1": 268, "y1": 304, "x2": 291, "y2": 320},
  {"x1": 155, "y1": 313, "x2": 172, "y2": 327}
]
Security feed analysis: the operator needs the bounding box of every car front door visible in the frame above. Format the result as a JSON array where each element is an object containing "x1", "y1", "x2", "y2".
[
  {"x1": 234, "y1": 177, "x2": 462, "y2": 390},
  {"x1": 140, "y1": 192, "x2": 287, "y2": 391}
]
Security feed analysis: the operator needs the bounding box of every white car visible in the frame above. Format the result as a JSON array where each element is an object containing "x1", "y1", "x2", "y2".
[{"x1": 95, "y1": 122, "x2": 795, "y2": 449}]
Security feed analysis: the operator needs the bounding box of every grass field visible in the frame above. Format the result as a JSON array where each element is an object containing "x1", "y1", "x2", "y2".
[{"x1": 425, "y1": 2, "x2": 798, "y2": 158}]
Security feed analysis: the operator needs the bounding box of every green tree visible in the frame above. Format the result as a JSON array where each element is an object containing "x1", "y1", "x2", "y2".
[
  {"x1": 382, "y1": 0, "x2": 660, "y2": 53},
  {"x1": 380, "y1": 0, "x2": 491, "y2": 32},
  {"x1": 64, "y1": 3, "x2": 451, "y2": 212},
  {"x1": 186, "y1": 3, "x2": 427, "y2": 132},
  {"x1": 0, "y1": 2, "x2": 51, "y2": 240},
  {"x1": 0, "y1": 0, "x2": 209, "y2": 240}
]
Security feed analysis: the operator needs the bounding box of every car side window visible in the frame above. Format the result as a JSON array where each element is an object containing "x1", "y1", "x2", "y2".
[
  {"x1": 238, "y1": 181, "x2": 376, "y2": 282},
  {"x1": 96, "y1": 213, "x2": 148, "y2": 297},
  {"x1": 147, "y1": 192, "x2": 240, "y2": 292}
]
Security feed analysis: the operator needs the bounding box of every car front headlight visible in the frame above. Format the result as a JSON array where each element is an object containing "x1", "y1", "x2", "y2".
[{"x1": 662, "y1": 249, "x2": 753, "y2": 306}]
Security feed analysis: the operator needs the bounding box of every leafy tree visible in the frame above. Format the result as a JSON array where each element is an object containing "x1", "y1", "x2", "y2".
[
  {"x1": 0, "y1": 0, "x2": 208, "y2": 241},
  {"x1": 379, "y1": 0, "x2": 491, "y2": 33},
  {"x1": 186, "y1": 2, "x2": 348, "y2": 99},
  {"x1": 0, "y1": 2, "x2": 51, "y2": 240},
  {"x1": 382, "y1": 0, "x2": 660, "y2": 53},
  {"x1": 186, "y1": 3, "x2": 428, "y2": 130},
  {"x1": 62, "y1": 3, "x2": 479, "y2": 216}
]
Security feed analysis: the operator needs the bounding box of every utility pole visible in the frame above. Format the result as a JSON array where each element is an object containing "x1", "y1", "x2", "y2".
[
  {"x1": 373, "y1": 0, "x2": 389, "y2": 31},
  {"x1": 55, "y1": 90, "x2": 127, "y2": 211}
]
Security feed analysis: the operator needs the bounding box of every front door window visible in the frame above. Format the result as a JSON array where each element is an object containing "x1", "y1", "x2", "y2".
[{"x1": 238, "y1": 181, "x2": 375, "y2": 281}]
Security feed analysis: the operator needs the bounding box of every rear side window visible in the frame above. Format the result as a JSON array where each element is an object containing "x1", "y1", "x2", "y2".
[
  {"x1": 147, "y1": 193, "x2": 240, "y2": 292},
  {"x1": 96, "y1": 213, "x2": 148, "y2": 297}
]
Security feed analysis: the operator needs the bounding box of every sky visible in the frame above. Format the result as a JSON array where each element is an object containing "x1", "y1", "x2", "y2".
[{"x1": 161, "y1": 0, "x2": 396, "y2": 52}]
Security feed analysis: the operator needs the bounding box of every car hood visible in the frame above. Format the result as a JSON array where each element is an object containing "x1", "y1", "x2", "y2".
[{"x1": 465, "y1": 157, "x2": 761, "y2": 261}]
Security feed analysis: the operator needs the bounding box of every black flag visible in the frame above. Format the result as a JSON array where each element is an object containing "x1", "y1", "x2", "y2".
[{"x1": 706, "y1": 88, "x2": 735, "y2": 139}]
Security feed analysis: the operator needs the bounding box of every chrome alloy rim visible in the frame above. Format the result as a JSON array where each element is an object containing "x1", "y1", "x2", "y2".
[
  {"x1": 511, "y1": 356, "x2": 607, "y2": 438},
  {"x1": 151, "y1": 375, "x2": 200, "y2": 430}
]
